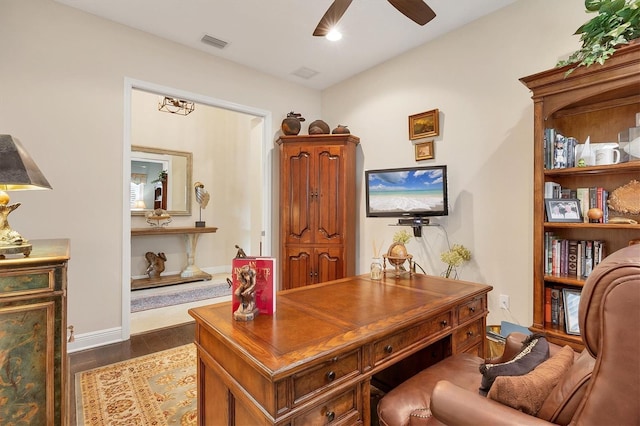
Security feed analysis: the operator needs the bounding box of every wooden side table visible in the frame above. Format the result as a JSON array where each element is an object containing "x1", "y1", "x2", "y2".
[{"x1": 131, "y1": 226, "x2": 217, "y2": 290}]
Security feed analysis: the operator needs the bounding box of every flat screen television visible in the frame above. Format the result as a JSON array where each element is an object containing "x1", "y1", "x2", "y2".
[{"x1": 365, "y1": 165, "x2": 448, "y2": 220}]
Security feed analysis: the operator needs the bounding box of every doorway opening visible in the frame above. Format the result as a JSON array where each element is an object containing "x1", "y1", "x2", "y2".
[{"x1": 122, "y1": 78, "x2": 273, "y2": 339}]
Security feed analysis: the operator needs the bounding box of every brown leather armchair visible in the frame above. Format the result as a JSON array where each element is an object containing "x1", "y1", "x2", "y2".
[{"x1": 377, "y1": 243, "x2": 640, "y2": 426}]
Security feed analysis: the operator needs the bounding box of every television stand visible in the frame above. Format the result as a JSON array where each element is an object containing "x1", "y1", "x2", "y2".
[{"x1": 396, "y1": 218, "x2": 429, "y2": 237}]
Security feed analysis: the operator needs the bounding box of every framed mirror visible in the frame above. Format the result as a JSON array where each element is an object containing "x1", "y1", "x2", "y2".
[{"x1": 130, "y1": 145, "x2": 192, "y2": 216}]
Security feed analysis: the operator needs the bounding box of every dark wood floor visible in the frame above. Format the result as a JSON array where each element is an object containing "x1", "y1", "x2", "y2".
[{"x1": 69, "y1": 321, "x2": 196, "y2": 425}]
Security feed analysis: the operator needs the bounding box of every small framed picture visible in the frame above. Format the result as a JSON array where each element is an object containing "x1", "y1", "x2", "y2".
[
  {"x1": 409, "y1": 109, "x2": 439, "y2": 140},
  {"x1": 544, "y1": 198, "x2": 583, "y2": 222},
  {"x1": 562, "y1": 288, "x2": 581, "y2": 335},
  {"x1": 415, "y1": 140, "x2": 434, "y2": 161}
]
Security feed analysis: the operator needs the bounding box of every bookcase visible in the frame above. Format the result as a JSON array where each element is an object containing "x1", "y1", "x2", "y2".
[
  {"x1": 276, "y1": 134, "x2": 359, "y2": 290},
  {"x1": 520, "y1": 42, "x2": 640, "y2": 351}
]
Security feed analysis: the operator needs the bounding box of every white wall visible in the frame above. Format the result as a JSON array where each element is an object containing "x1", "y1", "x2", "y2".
[
  {"x1": 322, "y1": 0, "x2": 587, "y2": 326},
  {"x1": 0, "y1": 0, "x2": 321, "y2": 349}
]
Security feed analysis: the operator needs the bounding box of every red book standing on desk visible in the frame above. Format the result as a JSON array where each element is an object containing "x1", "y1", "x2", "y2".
[{"x1": 231, "y1": 257, "x2": 276, "y2": 315}]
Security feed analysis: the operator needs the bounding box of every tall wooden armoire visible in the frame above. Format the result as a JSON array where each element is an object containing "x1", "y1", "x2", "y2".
[{"x1": 277, "y1": 134, "x2": 359, "y2": 289}]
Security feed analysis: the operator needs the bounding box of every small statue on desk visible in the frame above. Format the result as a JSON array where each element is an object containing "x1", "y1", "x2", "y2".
[
  {"x1": 145, "y1": 251, "x2": 167, "y2": 278},
  {"x1": 233, "y1": 264, "x2": 259, "y2": 321}
]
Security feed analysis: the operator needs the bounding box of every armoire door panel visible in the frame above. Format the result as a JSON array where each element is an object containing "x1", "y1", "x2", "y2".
[
  {"x1": 316, "y1": 247, "x2": 344, "y2": 284},
  {"x1": 315, "y1": 147, "x2": 344, "y2": 244},
  {"x1": 286, "y1": 151, "x2": 313, "y2": 244},
  {"x1": 284, "y1": 249, "x2": 313, "y2": 289}
]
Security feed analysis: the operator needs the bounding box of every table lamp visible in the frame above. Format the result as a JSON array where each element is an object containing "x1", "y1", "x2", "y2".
[{"x1": 0, "y1": 135, "x2": 52, "y2": 258}]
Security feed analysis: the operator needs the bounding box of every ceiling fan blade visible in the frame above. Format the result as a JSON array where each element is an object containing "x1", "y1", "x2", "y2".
[
  {"x1": 313, "y1": 0, "x2": 353, "y2": 36},
  {"x1": 387, "y1": 0, "x2": 436, "y2": 26}
]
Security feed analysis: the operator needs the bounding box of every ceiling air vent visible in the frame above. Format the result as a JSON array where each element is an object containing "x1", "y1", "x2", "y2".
[
  {"x1": 201, "y1": 34, "x2": 228, "y2": 49},
  {"x1": 292, "y1": 67, "x2": 319, "y2": 79}
]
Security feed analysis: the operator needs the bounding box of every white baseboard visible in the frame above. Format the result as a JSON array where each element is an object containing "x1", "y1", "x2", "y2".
[{"x1": 67, "y1": 327, "x2": 124, "y2": 353}]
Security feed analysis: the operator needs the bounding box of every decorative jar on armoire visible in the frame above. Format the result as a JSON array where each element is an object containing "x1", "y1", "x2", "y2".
[
  {"x1": 277, "y1": 134, "x2": 359, "y2": 290},
  {"x1": 0, "y1": 239, "x2": 70, "y2": 425}
]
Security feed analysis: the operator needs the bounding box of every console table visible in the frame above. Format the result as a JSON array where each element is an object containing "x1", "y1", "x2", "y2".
[
  {"x1": 131, "y1": 226, "x2": 217, "y2": 290},
  {"x1": 189, "y1": 273, "x2": 492, "y2": 425}
]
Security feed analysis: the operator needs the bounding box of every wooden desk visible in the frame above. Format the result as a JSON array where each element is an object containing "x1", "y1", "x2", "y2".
[
  {"x1": 189, "y1": 273, "x2": 492, "y2": 425},
  {"x1": 131, "y1": 226, "x2": 217, "y2": 290}
]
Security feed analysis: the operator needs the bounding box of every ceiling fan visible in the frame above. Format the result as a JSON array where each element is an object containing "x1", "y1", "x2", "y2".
[{"x1": 313, "y1": 0, "x2": 436, "y2": 37}]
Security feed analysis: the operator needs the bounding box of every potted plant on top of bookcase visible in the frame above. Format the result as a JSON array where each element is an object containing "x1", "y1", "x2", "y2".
[{"x1": 558, "y1": 0, "x2": 640, "y2": 75}]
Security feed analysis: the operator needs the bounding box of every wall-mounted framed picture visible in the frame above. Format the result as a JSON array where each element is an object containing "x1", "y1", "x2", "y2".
[
  {"x1": 544, "y1": 198, "x2": 583, "y2": 222},
  {"x1": 415, "y1": 140, "x2": 434, "y2": 161},
  {"x1": 409, "y1": 109, "x2": 439, "y2": 140},
  {"x1": 562, "y1": 288, "x2": 581, "y2": 335}
]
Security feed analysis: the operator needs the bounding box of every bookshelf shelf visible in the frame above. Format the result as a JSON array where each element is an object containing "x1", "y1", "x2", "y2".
[
  {"x1": 521, "y1": 42, "x2": 640, "y2": 351},
  {"x1": 544, "y1": 222, "x2": 639, "y2": 230}
]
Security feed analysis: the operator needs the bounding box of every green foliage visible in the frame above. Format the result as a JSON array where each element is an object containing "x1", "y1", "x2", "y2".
[
  {"x1": 392, "y1": 229, "x2": 412, "y2": 244},
  {"x1": 557, "y1": 0, "x2": 640, "y2": 74},
  {"x1": 440, "y1": 244, "x2": 472, "y2": 279}
]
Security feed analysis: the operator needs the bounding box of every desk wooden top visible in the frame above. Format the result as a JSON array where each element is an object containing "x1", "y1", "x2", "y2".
[{"x1": 189, "y1": 273, "x2": 492, "y2": 379}]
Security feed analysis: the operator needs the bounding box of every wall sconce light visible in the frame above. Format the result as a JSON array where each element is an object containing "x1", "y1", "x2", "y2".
[
  {"x1": 158, "y1": 96, "x2": 195, "y2": 115},
  {"x1": 0, "y1": 135, "x2": 52, "y2": 258}
]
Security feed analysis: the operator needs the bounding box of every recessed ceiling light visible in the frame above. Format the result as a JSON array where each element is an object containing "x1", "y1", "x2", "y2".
[{"x1": 326, "y1": 29, "x2": 342, "y2": 41}]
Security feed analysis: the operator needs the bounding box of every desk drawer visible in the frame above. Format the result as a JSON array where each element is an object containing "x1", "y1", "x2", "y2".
[
  {"x1": 293, "y1": 350, "x2": 360, "y2": 403},
  {"x1": 373, "y1": 312, "x2": 451, "y2": 364},
  {"x1": 458, "y1": 296, "x2": 484, "y2": 323},
  {"x1": 293, "y1": 386, "x2": 360, "y2": 425},
  {"x1": 453, "y1": 319, "x2": 483, "y2": 352}
]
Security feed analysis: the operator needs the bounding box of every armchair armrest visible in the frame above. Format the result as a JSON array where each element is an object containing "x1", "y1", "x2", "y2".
[
  {"x1": 430, "y1": 381, "x2": 554, "y2": 426},
  {"x1": 486, "y1": 332, "x2": 529, "y2": 363}
]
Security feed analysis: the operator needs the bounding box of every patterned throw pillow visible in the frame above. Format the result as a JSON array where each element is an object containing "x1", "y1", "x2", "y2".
[
  {"x1": 479, "y1": 334, "x2": 550, "y2": 395},
  {"x1": 488, "y1": 345, "x2": 575, "y2": 415}
]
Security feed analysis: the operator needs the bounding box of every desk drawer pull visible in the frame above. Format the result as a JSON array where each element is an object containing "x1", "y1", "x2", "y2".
[
  {"x1": 440, "y1": 320, "x2": 448, "y2": 327},
  {"x1": 466, "y1": 330, "x2": 474, "y2": 337},
  {"x1": 326, "y1": 410, "x2": 335, "y2": 422},
  {"x1": 326, "y1": 371, "x2": 336, "y2": 382},
  {"x1": 384, "y1": 345, "x2": 393, "y2": 354},
  {"x1": 469, "y1": 306, "x2": 476, "y2": 313}
]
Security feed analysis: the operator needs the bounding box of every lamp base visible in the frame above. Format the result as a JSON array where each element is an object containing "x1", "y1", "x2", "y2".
[{"x1": 0, "y1": 243, "x2": 32, "y2": 259}]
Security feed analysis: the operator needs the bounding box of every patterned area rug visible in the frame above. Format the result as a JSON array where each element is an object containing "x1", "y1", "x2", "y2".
[
  {"x1": 76, "y1": 344, "x2": 197, "y2": 425},
  {"x1": 131, "y1": 279, "x2": 231, "y2": 312}
]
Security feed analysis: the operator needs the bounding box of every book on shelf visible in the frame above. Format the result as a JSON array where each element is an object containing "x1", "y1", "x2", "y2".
[
  {"x1": 544, "y1": 182, "x2": 561, "y2": 199},
  {"x1": 231, "y1": 256, "x2": 276, "y2": 315},
  {"x1": 544, "y1": 286, "x2": 565, "y2": 329},
  {"x1": 550, "y1": 288, "x2": 560, "y2": 327},
  {"x1": 544, "y1": 234, "x2": 606, "y2": 279},
  {"x1": 576, "y1": 187, "x2": 590, "y2": 223},
  {"x1": 546, "y1": 129, "x2": 577, "y2": 169}
]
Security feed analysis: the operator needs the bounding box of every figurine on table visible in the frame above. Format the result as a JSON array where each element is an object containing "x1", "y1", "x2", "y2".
[{"x1": 233, "y1": 264, "x2": 259, "y2": 321}]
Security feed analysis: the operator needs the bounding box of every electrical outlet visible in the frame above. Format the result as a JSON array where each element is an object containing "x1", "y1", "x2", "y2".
[{"x1": 499, "y1": 294, "x2": 510, "y2": 310}]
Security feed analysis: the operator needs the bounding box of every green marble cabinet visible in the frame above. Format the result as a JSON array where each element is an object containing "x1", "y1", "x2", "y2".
[{"x1": 0, "y1": 239, "x2": 70, "y2": 425}]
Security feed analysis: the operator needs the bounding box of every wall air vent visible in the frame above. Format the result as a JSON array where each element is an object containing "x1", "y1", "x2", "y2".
[
  {"x1": 292, "y1": 67, "x2": 319, "y2": 79},
  {"x1": 201, "y1": 34, "x2": 228, "y2": 49}
]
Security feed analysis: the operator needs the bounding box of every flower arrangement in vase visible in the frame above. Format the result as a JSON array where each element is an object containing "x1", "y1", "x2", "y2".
[{"x1": 440, "y1": 244, "x2": 471, "y2": 279}]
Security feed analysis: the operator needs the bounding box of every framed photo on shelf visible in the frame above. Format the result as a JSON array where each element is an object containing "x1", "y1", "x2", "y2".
[
  {"x1": 409, "y1": 109, "x2": 439, "y2": 140},
  {"x1": 415, "y1": 140, "x2": 434, "y2": 161},
  {"x1": 544, "y1": 198, "x2": 583, "y2": 223},
  {"x1": 562, "y1": 288, "x2": 581, "y2": 335}
]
